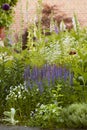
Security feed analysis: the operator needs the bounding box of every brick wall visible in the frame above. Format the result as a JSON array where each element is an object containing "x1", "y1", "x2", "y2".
[{"x1": 12, "y1": 0, "x2": 87, "y2": 33}]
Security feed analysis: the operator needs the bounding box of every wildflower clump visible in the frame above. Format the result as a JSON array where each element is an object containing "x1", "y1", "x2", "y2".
[{"x1": 6, "y1": 84, "x2": 28, "y2": 101}]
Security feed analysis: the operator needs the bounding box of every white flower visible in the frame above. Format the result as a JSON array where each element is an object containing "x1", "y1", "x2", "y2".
[
  {"x1": 6, "y1": 95, "x2": 9, "y2": 100},
  {"x1": 40, "y1": 104, "x2": 45, "y2": 109},
  {"x1": 14, "y1": 95, "x2": 17, "y2": 98},
  {"x1": 36, "y1": 88, "x2": 39, "y2": 91},
  {"x1": 18, "y1": 85, "x2": 21, "y2": 89},
  {"x1": 35, "y1": 109, "x2": 38, "y2": 112},
  {"x1": 23, "y1": 97, "x2": 26, "y2": 100},
  {"x1": 37, "y1": 103, "x2": 40, "y2": 107},
  {"x1": 52, "y1": 109, "x2": 56, "y2": 113},
  {"x1": 18, "y1": 92, "x2": 21, "y2": 95}
]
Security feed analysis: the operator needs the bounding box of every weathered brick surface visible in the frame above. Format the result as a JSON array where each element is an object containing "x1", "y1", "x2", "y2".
[{"x1": 13, "y1": 0, "x2": 87, "y2": 32}]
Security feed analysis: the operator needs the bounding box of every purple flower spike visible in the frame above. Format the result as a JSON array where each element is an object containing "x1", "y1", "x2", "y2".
[
  {"x1": 54, "y1": 26, "x2": 59, "y2": 34},
  {"x1": 37, "y1": 81, "x2": 44, "y2": 94},
  {"x1": 2, "y1": 3, "x2": 10, "y2": 11},
  {"x1": 24, "y1": 66, "x2": 30, "y2": 80}
]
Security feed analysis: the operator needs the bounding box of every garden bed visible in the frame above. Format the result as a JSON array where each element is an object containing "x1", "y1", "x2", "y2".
[{"x1": 0, "y1": 2, "x2": 87, "y2": 129}]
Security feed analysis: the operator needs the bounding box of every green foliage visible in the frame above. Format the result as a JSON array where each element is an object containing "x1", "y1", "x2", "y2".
[
  {"x1": 60, "y1": 103, "x2": 87, "y2": 128},
  {"x1": 0, "y1": 47, "x2": 25, "y2": 116},
  {"x1": 0, "y1": 11, "x2": 13, "y2": 28},
  {"x1": 5, "y1": 83, "x2": 63, "y2": 123},
  {"x1": 0, "y1": 0, "x2": 18, "y2": 27},
  {"x1": 2, "y1": 108, "x2": 18, "y2": 125},
  {"x1": 5, "y1": 83, "x2": 31, "y2": 122},
  {"x1": 57, "y1": 83, "x2": 87, "y2": 107},
  {"x1": 29, "y1": 104, "x2": 62, "y2": 128},
  {"x1": 1, "y1": 11, "x2": 87, "y2": 128},
  {"x1": 0, "y1": 0, "x2": 18, "y2": 6}
]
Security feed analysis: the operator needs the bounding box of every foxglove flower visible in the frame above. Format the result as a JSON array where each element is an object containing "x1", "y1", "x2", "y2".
[
  {"x1": 60, "y1": 21, "x2": 66, "y2": 31},
  {"x1": 72, "y1": 14, "x2": 80, "y2": 32},
  {"x1": 2, "y1": 3, "x2": 10, "y2": 11}
]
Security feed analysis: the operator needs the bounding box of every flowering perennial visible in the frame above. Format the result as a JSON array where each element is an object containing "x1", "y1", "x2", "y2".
[{"x1": 24, "y1": 64, "x2": 73, "y2": 92}]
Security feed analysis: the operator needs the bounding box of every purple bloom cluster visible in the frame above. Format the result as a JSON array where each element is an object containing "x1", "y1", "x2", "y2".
[
  {"x1": 24, "y1": 64, "x2": 73, "y2": 92},
  {"x1": 2, "y1": 3, "x2": 10, "y2": 11}
]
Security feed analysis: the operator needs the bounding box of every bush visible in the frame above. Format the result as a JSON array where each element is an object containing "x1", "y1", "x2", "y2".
[
  {"x1": 60, "y1": 103, "x2": 87, "y2": 128},
  {"x1": 0, "y1": 47, "x2": 25, "y2": 117},
  {"x1": 5, "y1": 82, "x2": 63, "y2": 123},
  {"x1": 29, "y1": 104, "x2": 62, "y2": 128}
]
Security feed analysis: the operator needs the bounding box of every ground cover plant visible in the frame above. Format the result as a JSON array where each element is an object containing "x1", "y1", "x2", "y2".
[
  {"x1": 0, "y1": 1, "x2": 87, "y2": 128},
  {"x1": 60, "y1": 103, "x2": 87, "y2": 128}
]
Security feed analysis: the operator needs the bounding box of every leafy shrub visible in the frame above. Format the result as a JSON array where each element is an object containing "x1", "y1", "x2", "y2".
[
  {"x1": 29, "y1": 104, "x2": 62, "y2": 128},
  {"x1": 60, "y1": 103, "x2": 87, "y2": 128},
  {"x1": 0, "y1": 47, "x2": 25, "y2": 116},
  {"x1": 5, "y1": 82, "x2": 63, "y2": 123}
]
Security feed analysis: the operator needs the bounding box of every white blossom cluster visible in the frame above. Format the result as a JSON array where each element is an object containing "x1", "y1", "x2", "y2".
[
  {"x1": 0, "y1": 52, "x2": 13, "y2": 61},
  {"x1": 60, "y1": 36, "x2": 78, "y2": 54},
  {"x1": 6, "y1": 83, "x2": 28, "y2": 101},
  {"x1": 40, "y1": 42, "x2": 61, "y2": 63}
]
